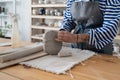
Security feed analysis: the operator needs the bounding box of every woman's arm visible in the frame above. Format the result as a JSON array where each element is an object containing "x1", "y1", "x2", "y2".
[
  {"x1": 56, "y1": 31, "x2": 89, "y2": 43},
  {"x1": 60, "y1": 0, "x2": 76, "y2": 32},
  {"x1": 57, "y1": 0, "x2": 120, "y2": 50},
  {"x1": 88, "y1": 0, "x2": 120, "y2": 49}
]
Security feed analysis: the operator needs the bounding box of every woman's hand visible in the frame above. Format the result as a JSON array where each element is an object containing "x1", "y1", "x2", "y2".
[
  {"x1": 56, "y1": 31, "x2": 90, "y2": 43},
  {"x1": 56, "y1": 31, "x2": 77, "y2": 43}
]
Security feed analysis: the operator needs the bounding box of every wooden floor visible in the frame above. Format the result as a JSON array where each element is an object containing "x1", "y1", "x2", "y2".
[{"x1": 0, "y1": 38, "x2": 120, "y2": 80}]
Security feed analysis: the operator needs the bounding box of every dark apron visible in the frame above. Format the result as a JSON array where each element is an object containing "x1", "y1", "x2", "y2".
[{"x1": 70, "y1": 1, "x2": 113, "y2": 54}]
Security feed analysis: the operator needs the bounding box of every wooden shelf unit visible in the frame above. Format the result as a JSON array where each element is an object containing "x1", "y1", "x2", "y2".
[
  {"x1": 31, "y1": 0, "x2": 66, "y2": 42},
  {"x1": 32, "y1": 25, "x2": 60, "y2": 31},
  {"x1": 31, "y1": 15, "x2": 64, "y2": 20},
  {"x1": 31, "y1": 1, "x2": 120, "y2": 42},
  {"x1": 31, "y1": 4, "x2": 66, "y2": 8},
  {"x1": 0, "y1": 0, "x2": 13, "y2": 3},
  {"x1": 31, "y1": 36, "x2": 43, "y2": 40}
]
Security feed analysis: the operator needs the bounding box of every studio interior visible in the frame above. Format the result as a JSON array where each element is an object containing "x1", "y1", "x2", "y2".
[{"x1": 0, "y1": 0, "x2": 120, "y2": 80}]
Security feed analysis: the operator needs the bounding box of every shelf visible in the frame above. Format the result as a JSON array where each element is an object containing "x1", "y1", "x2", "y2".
[
  {"x1": 31, "y1": 25, "x2": 60, "y2": 31},
  {"x1": 0, "y1": 14, "x2": 9, "y2": 17},
  {"x1": 31, "y1": 4, "x2": 66, "y2": 8},
  {"x1": 31, "y1": 0, "x2": 66, "y2": 42},
  {"x1": 0, "y1": 0, "x2": 13, "y2": 3},
  {"x1": 1, "y1": 28, "x2": 12, "y2": 30},
  {"x1": 31, "y1": 36, "x2": 43, "y2": 40},
  {"x1": 31, "y1": 15, "x2": 64, "y2": 20}
]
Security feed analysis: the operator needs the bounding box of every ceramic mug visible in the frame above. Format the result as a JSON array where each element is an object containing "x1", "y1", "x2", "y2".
[
  {"x1": 50, "y1": 9, "x2": 54, "y2": 16},
  {"x1": 54, "y1": 22, "x2": 58, "y2": 27},
  {"x1": 57, "y1": 12, "x2": 62, "y2": 16},
  {"x1": 45, "y1": 9, "x2": 50, "y2": 15},
  {"x1": 39, "y1": 8, "x2": 45, "y2": 15},
  {"x1": 58, "y1": 21, "x2": 62, "y2": 27},
  {"x1": 44, "y1": 0, "x2": 51, "y2": 4},
  {"x1": 54, "y1": 9, "x2": 58, "y2": 16},
  {"x1": 38, "y1": 0, "x2": 44, "y2": 4},
  {"x1": 32, "y1": 9, "x2": 37, "y2": 15},
  {"x1": 48, "y1": 22, "x2": 54, "y2": 27}
]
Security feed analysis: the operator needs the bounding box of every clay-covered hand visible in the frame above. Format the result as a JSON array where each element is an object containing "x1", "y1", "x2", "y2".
[{"x1": 56, "y1": 31, "x2": 77, "y2": 43}]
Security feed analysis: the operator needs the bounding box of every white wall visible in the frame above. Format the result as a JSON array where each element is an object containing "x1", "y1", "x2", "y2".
[{"x1": 16, "y1": 0, "x2": 31, "y2": 41}]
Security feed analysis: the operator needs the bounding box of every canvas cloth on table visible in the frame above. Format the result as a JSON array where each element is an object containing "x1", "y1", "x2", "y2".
[{"x1": 20, "y1": 47, "x2": 95, "y2": 74}]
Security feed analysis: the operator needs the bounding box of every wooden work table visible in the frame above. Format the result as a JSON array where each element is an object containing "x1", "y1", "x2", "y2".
[{"x1": 0, "y1": 38, "x2": 120, "y2": 80}]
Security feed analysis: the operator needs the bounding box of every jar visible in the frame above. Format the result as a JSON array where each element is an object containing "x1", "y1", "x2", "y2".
[
  {"x1": 50, "y1": 9, "x2": 54, "y2": 16},
  {"x1": 32, "y1": 2, "x2": 37, "y2": 4},
  {"x1": 38, "y1": 0, "x2": 44, "y2": 4},
  {"x1": 51, "y1": 1, "x2": 56, "y2": 4},
  {"x1": 48, "y1": 22, "x2": 54, "y2": 27},
  {"x1": 58, "y1": 21, "x2": 62, "y2": 27},
  {"x1": 39, "y1": 8, "x2": 45, "y2": 15},
  {"x1": 54, "y1": 22, "x2": 58, "y2": 27},
  {"x1": 63, "y1": 10, "x2": 66, "y2": 16},
  {"x1": 44, "y1": 0, "x2": 51, "y2": 4},
  {"x1": 54, "y1": 9, "x2": 58, "y2": 16},
  {"x1": 32, "y1": 9, "x2": 37, "y2": 15},
  {"x1": 45, "y1": 9, "x2": 50, "y2": 15},
  {"x1": 57, "y1": 12, "x2": 62, "y2": 16}
]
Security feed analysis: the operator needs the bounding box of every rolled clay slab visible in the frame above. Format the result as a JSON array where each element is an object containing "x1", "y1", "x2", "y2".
[
  {"x1": 0, "y1": 52, "x2": 48, "y2": 69},
  {"x1": 0, "y1": 44, "x2": 43, "y2": 63},
  {"x1": 43, "y1": 30, "x2": 62, "y2": 55},
  {"x1": 0, "y1": 44, "x2": 40, "y2": 55}
]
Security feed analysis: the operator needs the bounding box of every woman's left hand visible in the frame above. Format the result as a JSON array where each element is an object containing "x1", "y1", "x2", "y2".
[{"x1": 56, "y1": 31, "x2": 77, "y2": 43}]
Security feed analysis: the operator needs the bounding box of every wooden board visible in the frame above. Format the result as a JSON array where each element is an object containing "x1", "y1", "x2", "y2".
[
  {"x1": 1, "y1": 55, "x2": 120, "y2": 80},
  {"x1": 0, "y1": 72, "x2": 21, "y2": 80}
]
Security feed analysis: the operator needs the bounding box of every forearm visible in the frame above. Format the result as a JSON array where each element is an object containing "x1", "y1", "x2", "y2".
[
  {"x1": 56, "y1": 31, "x2": 90, "y2": 43},
  {"x1": 67, "y1": 34, "x2": 90, "y2": 43},
  {"x1": 76, "y1": 34, "x2": 89, "y2": 43}
]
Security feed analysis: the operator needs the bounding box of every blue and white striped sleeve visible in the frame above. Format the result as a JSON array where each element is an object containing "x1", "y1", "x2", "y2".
[
  {"x1": 61, "y1": 0, "x2": 76, "y2": 32},
  {"x1": 88, "y1": 0, "x2": 120, "y2": 49}
]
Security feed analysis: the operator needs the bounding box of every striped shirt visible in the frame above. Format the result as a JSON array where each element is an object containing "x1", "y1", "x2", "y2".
[{"x1": 61, "y1": 0, "x2": 120, "y2": 49}]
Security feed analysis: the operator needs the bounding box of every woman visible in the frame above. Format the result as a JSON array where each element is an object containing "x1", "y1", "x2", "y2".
[{"x1": 56, "y1": 0, "x2": 120, "y2": 54}]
